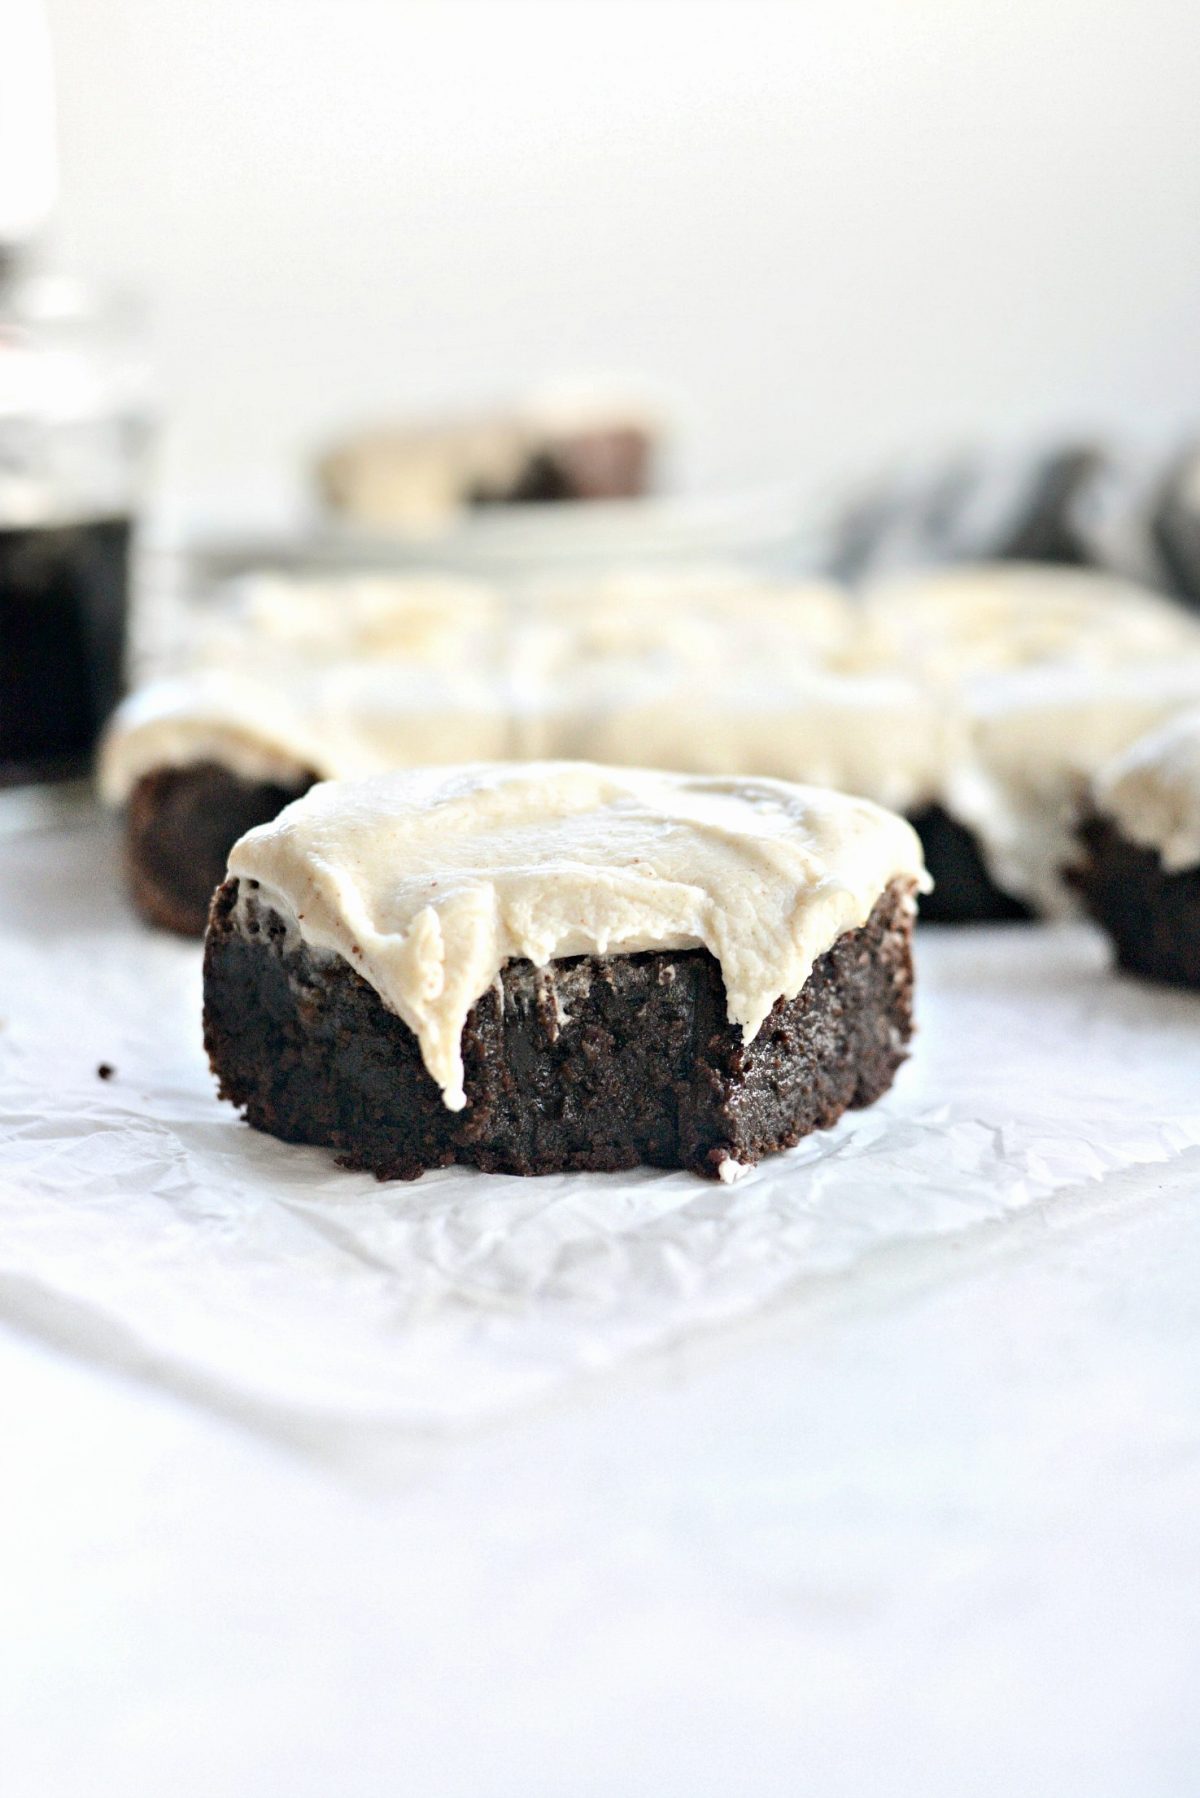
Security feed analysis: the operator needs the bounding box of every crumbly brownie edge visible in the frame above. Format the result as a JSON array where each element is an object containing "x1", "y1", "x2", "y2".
[
  {"x1": 1074, "y1": 813, "x2": 1200, "y2": 988},
  {"x1": 125, "y1": 762, "x2": 316, "y2": 938},
  {"x1": 202, "y1": 877, "x2": 918, "y2": 1182}
]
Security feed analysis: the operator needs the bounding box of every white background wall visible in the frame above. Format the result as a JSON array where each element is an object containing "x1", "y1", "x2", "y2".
[{"x1": 41, "y1": 0, "x2": 1200, "y2": 507}]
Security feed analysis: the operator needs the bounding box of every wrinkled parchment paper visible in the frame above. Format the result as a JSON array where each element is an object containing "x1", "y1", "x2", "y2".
[{"x1": 3, "y1": 817, "x2": 1199, "y2": 1434}]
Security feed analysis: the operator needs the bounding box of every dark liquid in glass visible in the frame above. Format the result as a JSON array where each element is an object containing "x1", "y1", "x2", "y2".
[{"x1": 0, "y1": 515, "x2": 132, "y2": 785}]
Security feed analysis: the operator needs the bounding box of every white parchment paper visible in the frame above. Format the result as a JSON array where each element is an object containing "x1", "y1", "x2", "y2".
[{"x1": 3, "y1": 817, "x2": 1199, "y2": 1434}]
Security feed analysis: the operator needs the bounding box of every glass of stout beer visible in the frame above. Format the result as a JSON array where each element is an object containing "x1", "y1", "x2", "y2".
[{"x1": 0, "y1": 276, "x2": 150, "y2": 810}]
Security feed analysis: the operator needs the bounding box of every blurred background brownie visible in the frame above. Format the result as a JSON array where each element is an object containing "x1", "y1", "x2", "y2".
[
  {"x1": 1075, "y1": 708, "x2": 1200, "y2": 987},
  {"x1": 316, "y1": 396, "x2": 659, "y2": 532},
  {"x1": 102, "y1": 560, "x2": 1200, "y2": 933},
  {"x1": 125, "y1": 761, "x2": 315, "y2": 937}
]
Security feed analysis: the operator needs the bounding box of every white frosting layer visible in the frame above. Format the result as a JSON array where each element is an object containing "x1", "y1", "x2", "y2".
[
  {"x1": 106, "y1": 557, "x2": 1200, "y2": 921},
  {"x1": 201, "y1": 573, "x2": 502, "y2": 667},
  {"x1": 566, "y1": 669, "x2": 955, "y2": 816},
  {"x1": 100, "y1": 666, "x2": 512, "y2": 801},
  {"x1": 860, "y1": 563, "x2": 1198, "y2": 680},
  {"x1": 1094, "y1": 706, "x2": 1200, "y2": 871},
  {"x1": 103, "y1": 571, "x2": 859, "y2": 798},
  {"x1": 99, "y1": 676, "x2": 328, "y2": 798},
  {"x1": 181, "y1": 574, "x2": 502, "y2": 689},
  {"x1": 227, "y1": 762, "x2": 928, "y2": 1111},
  {"x1": 953, "y1": 660, "x2": 1200, "y2": 911},
  {"x1": 525, "y1": 570, "x2": 854, "y2": 664}
]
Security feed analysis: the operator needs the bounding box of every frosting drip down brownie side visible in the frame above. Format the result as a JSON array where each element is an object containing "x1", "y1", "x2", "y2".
[{"x1": 203, "y1": 877, "x2": 917, "y2": 1182}]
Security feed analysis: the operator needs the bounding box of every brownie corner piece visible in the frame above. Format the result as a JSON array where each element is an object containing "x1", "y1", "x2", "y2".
[
  {"x1": 1074, "y1": 812, "x2": 1200, "y2": 988},
  {"x1": 203, "y1": 877, "x2": 918, "y2": 1182}
]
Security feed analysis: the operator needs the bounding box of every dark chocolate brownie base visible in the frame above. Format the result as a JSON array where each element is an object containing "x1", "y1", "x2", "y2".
[
  {"x1": 203, "y1": 878, "x2": 917, "y2": 1182},
  {"x1": 907, "y1": 804, "x2": 1034, "y2": 924},
  {"x1": 126, "y1": 762, "x2": 315, "y2": 938},
  {"x1": 1074, "y1": 814, "x2": 1200, "y2": 988}
]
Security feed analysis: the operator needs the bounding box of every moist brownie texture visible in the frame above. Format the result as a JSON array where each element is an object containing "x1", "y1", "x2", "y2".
[
  {"x1": 203, "y1": 878, "x2": 916, "y2": 1182},
  {"x1": 1074, "y1": 814, "x2": 1200, "y2": 988},
  {"x1": 126, "y1": 762, "x2": 315, "y2": 937}
]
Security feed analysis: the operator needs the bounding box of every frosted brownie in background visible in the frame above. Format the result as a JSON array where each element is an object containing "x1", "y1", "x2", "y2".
[
  {"x1": 183, "y1": 570, "x2": 505, "y2": 672},
  {"x1": 854, "y1": 565, "x2": 1200, "y2": 918},
  {"x1": 856, "y1": 563, "x2": 1197, "y2": 681},
  {"x1": 101, "y1": 570, "x2": 514, "y2": 933},
  {"x1": 101, "y1": 661, "x2": 512, "y2": 935},
  {"x1": 1074, "y1": 708, "x2": 1200, "y2": 988},
  {"x1": 100, "y1": 566, "x2": 855, "y2": 933},
  {"x1": 101, "y1": 560, "x2": 1200, "y2": 934},
  {"x1": 107, "y1": 676, "x2": 319, "y2": 935},
  {"x1": 943, "y1": 659, "x2": 1200, "y2": 919},
  {"x1": 526, "y1": 566, "x2": 1200, "y2": 928},
  {"x1": 506, "y1": 569, "x2": 857, "y2": 753},
  {"x1": 203, "y1": 763, "x2": 928, "y2": 1182},
  {"x1": 543, "y1": 563, "x2": 1200, "y2": 923},
  {"x1": 316, "y1": 393, "x2": 659, "y2": 532},
  {"x1": 563, "y1": 666, "x2": 948, "y2": 814},
  {"x1": 517, "y1": 567, "x2": 854, "y2": 666}
]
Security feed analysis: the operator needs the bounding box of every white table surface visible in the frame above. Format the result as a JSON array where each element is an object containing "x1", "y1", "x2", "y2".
[{"x1": 3, "y1": 813, "x2": 1199, "y2": 1797}]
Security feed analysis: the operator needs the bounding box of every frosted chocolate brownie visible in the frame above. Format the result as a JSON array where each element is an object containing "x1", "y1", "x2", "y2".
[
  {"x1": 317, "y1": 402, "x2": 656, "y2": 530},
  {"x1": 951, "y1": 660, "x2": 1200, "y2": 919},
  {"x1": 100, "y1": 665, "x2": 512, "y2": 935},
  {"x1": 1075, "y1": 709, "x2": 1200, "y2": 987},
  {"x1": 203, "y1": 763, "x2": 928, "y2": 1182},
  {"x1": 859, "y1": 568, "x2": 1200, "y2": 919}
]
